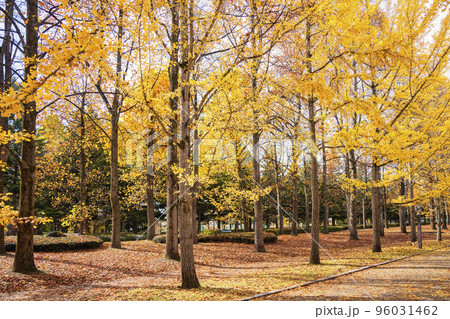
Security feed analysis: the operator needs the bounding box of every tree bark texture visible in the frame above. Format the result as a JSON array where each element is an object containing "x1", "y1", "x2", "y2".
[
  {"x1": 253, "y1": 132, "x2": 265, "y2": 252},
  {"x1": 273, "y1": 143, "x2": 283, "y2": 235},
  {"x1": 371, "y1": 160, "x2": 381, "y2": 252},
  {"x1": 348, "y1": 150, "x2": 358, "y2": 240},
  {"x1": 13, "y1": 0, "x2": 38, "y2": 273},
  {"x1": 146, "y1": 130, "x2": 156, "y2": 240},
  {"x1": 436, "y1": 198, "x2": 442, "y2": 242},
  {"x1": 409, "y1": 179, "x2": 417, "y2": 242},
  {"x1": 109, "y1": 8, "x2": 124, "y2": 249},
  {"x1": 307, "y1": 21, "x2": 320, "y2": 263},
  {"x1": 250, "y1": 0, "x2": 265, "y2": 253},
  {"x1": 303, "y1": 157, "x2": 310, "y2": 233},
  {"x1": 399, "y1": 179, "x2": 407, "y2": 233},
  {"x1": 79, "y1": 99, "x2": 87, "y2": 235},
  {"x1": 322, "y1": 135, "x2": 329, "y2": 234},
  {"x1": 190, "y1": 122, "x2": 199, "y2": 244},
  {"x1": 236, "y1": 141, "x2": 250, "y2": 233},
  {"x1": 178, "y1": 0, "x2": 200, "y2": 288},
  {"x1": 442, "y1": 198, "x2": 448, "y2": 230},
  {"x1": 165, "y1": 1, "x2": 181, "y2": 260},
  {"x1": 0, "y1": 0, "x2": 14, "y2": 255}
]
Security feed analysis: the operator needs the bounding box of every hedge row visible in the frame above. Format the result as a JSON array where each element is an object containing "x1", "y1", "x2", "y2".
[
  {"x1": 98, "y1": 233, "x2": 146, "y2": 242},
  {"x1": 266, "y1": 223, "x2": 402, "y2": 235},
  {"x1": 153, "y1": 231, "x2": 277, "y2": 244},
  {"x1": 4, "y1": 234, "x2": 104, "y2": 252}
]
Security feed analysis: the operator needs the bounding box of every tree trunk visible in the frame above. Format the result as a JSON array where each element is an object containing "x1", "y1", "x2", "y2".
[
  {"x1": 0, "y1": 0, "x2": 13, "y2": 255},
  {"x1": 191, "y1": 127, "x2": 199, "y2": 244},
  {"x1": 362, "y1": 197, "x2": 366, "y2": 229},
  {"x1": 250, "y1": 0, "x2": 265, "y2": 253},
  {"x1": 442, "y1": 198, "x2": 448, "y2": 230},
  {"x1": 409, "y1": 179, "x2": 417, "y2": 242},
  {"x1": 348, "y1": 150, "x2": 358, "y2": 240},
  {"x1": 110, "y1": 110, "x2": 121, "y2": 248},
  {"x1": 178, "y1": 0, "x2": 199, "y2": 288},
  {"x1": 430, "y1": 198, "x2": 436, "y2": 230},
  {"x1": 362, "y1": 164, "x2": 368, "y2": 229},
  {"x1": 108, "y1": 8, "x2": 124, "y2": 249},
  {"x1": 417, "y1": 212, "x2": 422, "y2": 249},
  {"x1": 79, "y1": 99, "x2": 87, "y2": 235},
  {"x1": 371, "y1": 160, "x2": 382, "y2": 252},
  {"x1": 276, "y1": 180, "x2": 283, "y2": 234},
  {"x1": 436, "y1": 198, "x2": 442, "y2": 242},
  {"x1": 146, "y1": 138, "x2": 156, "y2": 240},
  {"x1": 165, "y1": 1, "x2": 181, "y2": 260},
  {"x1": 303, "y1": 157, "x2": 310, "y2": 233},
  {"x1": 290, "y1": 120, "x2": 300, "y2": 236},
  {"x1": 273, "y1": 143, "x2": 283, "y2": 235},
  {"x1": 13, "y1": 0, "x2": 38, "y2": 273},
  {"x1": 309, "y1": 137, "x2": 320, "y2": 264},
  {"x1": 379, "y1": 178, "x2": 384, "y2": 237},
  {"x1": 253, "y1": 131, "x2": 265, "y2": 252},
  {"x1": 307, "y1": 23, "x2": 320, "y2": 263},
  {"x1": 236, "y1": 141, "x2": 250, "y2": 233},
  {"x1": 383, "y1": 187, "x2": 388, "y2": 229},
  {"x1": 0, "y1": 226, "x2": 5, "y2": 255},
  {"x1": 322, "y1": 134, "x2": 329, "y2": 234},
  {"x1": 399, "y1": 179, "x2": 407, "y2": 233},
  {"x1": 291, "y1": 168, "x2": 299, "y2": 236}
]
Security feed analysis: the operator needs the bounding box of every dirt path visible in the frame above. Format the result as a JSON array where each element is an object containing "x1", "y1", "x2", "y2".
[{"x1": 263, "y1": 247, "x2": 450, "y2": 301}]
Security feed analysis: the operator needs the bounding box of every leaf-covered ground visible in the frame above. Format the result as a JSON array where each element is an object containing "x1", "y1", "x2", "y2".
[
  {"x1": 263, "y1": 247, "x2": 450, "y2": 301},
  {"x1": 0, "y1": 226, "x2": 448, "y2": 301}
]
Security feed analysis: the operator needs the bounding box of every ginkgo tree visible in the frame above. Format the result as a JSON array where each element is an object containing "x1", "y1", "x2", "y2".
[
  {"x1": 333, "y1": 0, "x2": 450, "y2": 252},
  {"x1": 1, "y1": 0, "x2": 449, "y2": 292},
  {"x1": 0, "y1": 0, "x2": 107, "y2": 273}
]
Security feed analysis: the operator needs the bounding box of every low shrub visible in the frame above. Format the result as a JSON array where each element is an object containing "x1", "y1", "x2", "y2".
[
  {"x1": 321, "y1": 225, "x2": 348, "y2": 233},
  {"x1": 98, "y1": 233, "x2": 146, "y2": 242},
  {"x1": 152, "y1": 235, "x2": 167, "y2": 243},
  {"x1": 200, "y1": 229, "x2": 224, "y2": 235},
  {"x1": 198, "y1": 231, "x2": 277, "y2": 244},
  {"x1": 4, "y1": 234, "x2": 104, "y2": 252},
  {"x1": 264, "y1": 229, "x2": 278, "y2": 235},
  {"x1": 152, "y1": 231, "x2": 277, "y2": 244},
  {"x1": 46, "y1": 231, "x2": 66, "y2": 238},
  {"x1": 267, "y1": 227, "x2": 311, "y2": 235},
  {"x1": 354, "y1": 223, "x2": 400, "y2": 230}
]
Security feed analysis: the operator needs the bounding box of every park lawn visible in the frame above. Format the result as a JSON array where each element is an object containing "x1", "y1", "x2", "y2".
[
  {"x1": 1, "y1": 225, "x2": 448, "y2": 301},
  {"x1": 108, "y1": 239, "x2": 448, "y2": 301}
]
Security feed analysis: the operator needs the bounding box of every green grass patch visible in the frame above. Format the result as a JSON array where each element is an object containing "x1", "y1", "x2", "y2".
[{"x1": 4, "y1": 234, "x2": 104, "y2": 252}]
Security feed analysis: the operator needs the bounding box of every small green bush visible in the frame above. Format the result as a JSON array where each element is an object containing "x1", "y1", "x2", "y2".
[
  {"x1": 264, "y1": 229, "x2": 278, "y2": 235},
  {"x1": 266, "y1": 227, "x2": 311, "y2": 235},
  {"x1": 98, "y1": 233, "x2": 146, "y2": 242},
  {"x1": 358, "y1": 223, "x2": 400, "y2": 229},
  {"x1": 321, "y1": 225, "x2": 348, "y2": 233},
  {"x1": 153, "y1": 231, "x2": 277, "y2": 244},
  {"x1": 4, "y1": 234, "x2": 104, "y2": 252},
  {"x1": 46, "y1": 231, "x2": 66, "y2": 238},
  {"x1": 198, "y1": 231, "x2": 277, "y2": 244},
  {"x1": 200, "y1": 229, "x2": 224, "y2": 235},
  {"x1": 152, "y1": 235, "x2": 167, "y2": 243}
]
